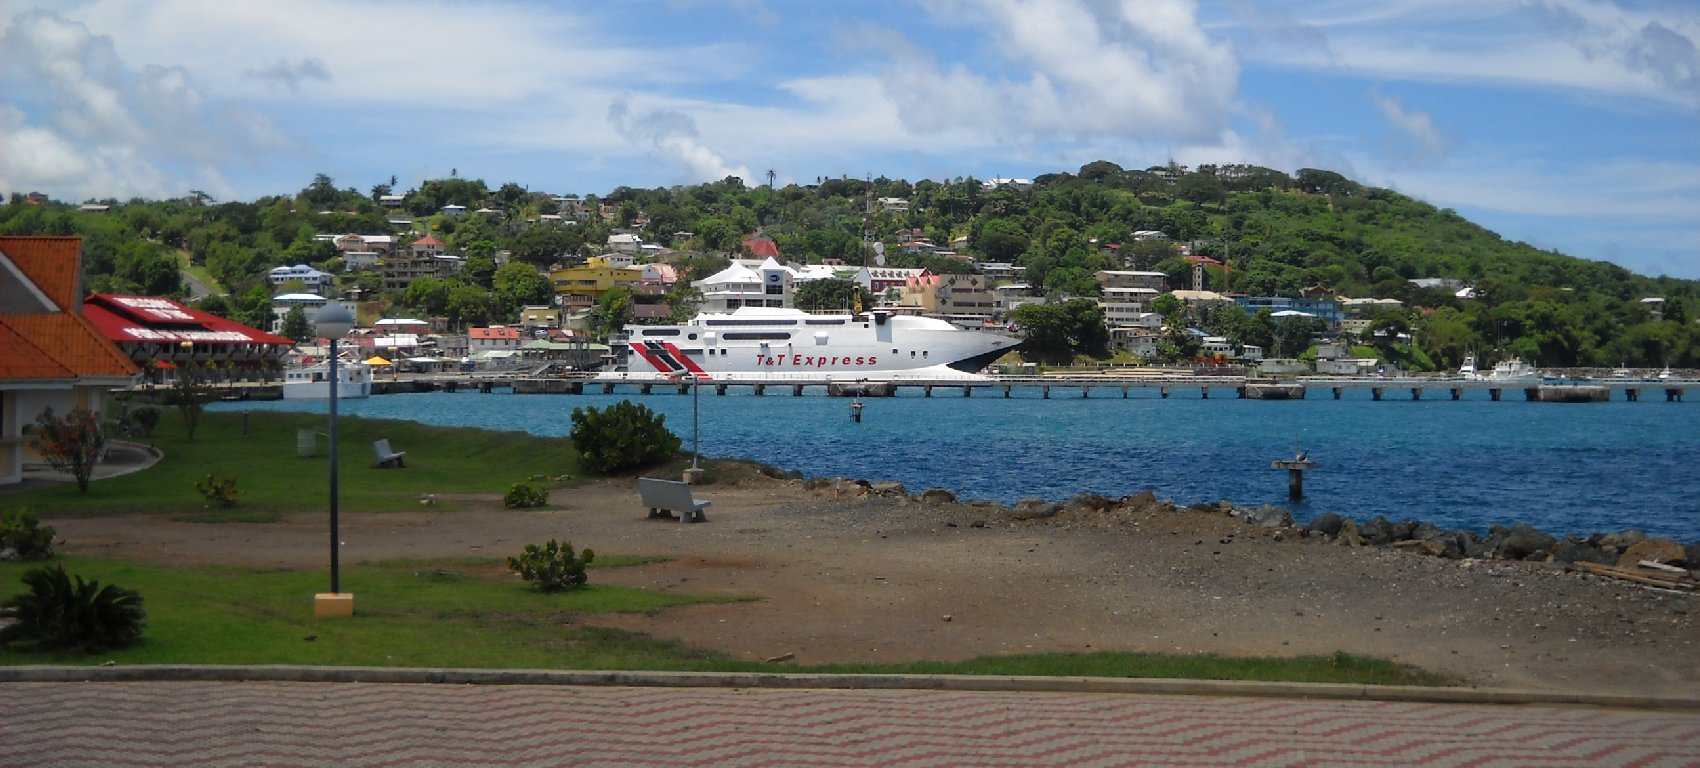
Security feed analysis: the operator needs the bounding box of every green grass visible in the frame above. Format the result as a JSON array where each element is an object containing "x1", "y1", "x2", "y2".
[
  {"x1": 0, "y1": 556, "x2": 741, "y2": 668},
  {"x1": 4, "y1": 411, "x2": 586, "y2": 519},
  {"x1": 173, "y1": 249, "x2": 224, "y2": 295},
  {"x1": 0, "y1": 556, "x2": 1451, "y2": 686}
]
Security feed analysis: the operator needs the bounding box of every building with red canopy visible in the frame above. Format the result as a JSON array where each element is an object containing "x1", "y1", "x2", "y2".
[{"x1": 82, "y1": 294, "x2": 295, "y2": 384}]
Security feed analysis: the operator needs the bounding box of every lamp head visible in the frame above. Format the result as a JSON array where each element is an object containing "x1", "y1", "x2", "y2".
[{"x1": 315, "y1": 302, "x2": 356, "y2": 340}]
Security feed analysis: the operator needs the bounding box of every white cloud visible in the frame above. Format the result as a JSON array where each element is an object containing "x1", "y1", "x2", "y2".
[
  {"x1": 0, "y1": 9, "x2": 277, "y2": 201},
  {"x1": 1370, "y1": 87, "x2": 1448, "y2": 157},
  {"x1": 878, "y1": 0, "x2": 1240, "y2": 144},
  {"x1": 607, "y1": 94, "x2": 752, "y2": 185}
]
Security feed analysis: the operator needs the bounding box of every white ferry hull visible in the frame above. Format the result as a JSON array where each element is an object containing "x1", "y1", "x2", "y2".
[
  {"x1": 282, "y1": 362, "x2": 373, "y2": 399},
  {"x1": 618, "y1": 308, "x2": 1019, "y2": 382}
]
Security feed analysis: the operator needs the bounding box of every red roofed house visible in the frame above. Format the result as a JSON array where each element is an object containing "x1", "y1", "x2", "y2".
[
  {"x1": 0, "y1": 237, "x2": 140, "y2": 486},
  {"x1": 741, "y1": 231, "x2": 779, "y2": 258},
  {"x1": 82, "y1": 294, "x2": 295, "y2": 386},
  {"x1": 467, "y1": 325, "x2": 522, "y2": 356}
]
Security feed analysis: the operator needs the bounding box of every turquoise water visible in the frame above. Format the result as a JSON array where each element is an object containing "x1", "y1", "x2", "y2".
[{"x1": 217, "y1": 387, "x2": 1700, "y2": 541}]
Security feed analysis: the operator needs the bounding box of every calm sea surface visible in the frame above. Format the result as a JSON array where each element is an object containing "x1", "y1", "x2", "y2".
[{"x1": 215, "y1": 387, "x2": 1700, "y2": 541}]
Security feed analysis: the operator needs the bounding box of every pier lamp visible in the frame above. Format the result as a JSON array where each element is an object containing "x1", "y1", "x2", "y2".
[
  {"x1": 672, "y1": 371, "x2": 704, "y2": 484},
  {"x1": 313, "y1": 302, "x2": 356, "y2": 618}
]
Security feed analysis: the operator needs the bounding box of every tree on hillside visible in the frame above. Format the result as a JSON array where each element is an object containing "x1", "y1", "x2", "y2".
[
  {"x1": 1012, "y1": 299, "x2": 1108, "y2": 365},
  {"x1": 492, "y1": 262, "x2": 553, "y2": 312},
  {"x1": 794, "y1": 278, "x2": 872, "y2": 312},
  {"x1": 281, "y1": 306, "x2": 312, "y2": 343}
]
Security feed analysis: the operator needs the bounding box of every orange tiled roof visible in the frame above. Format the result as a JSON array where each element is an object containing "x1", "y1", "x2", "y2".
[
  {"x1": 1, "y1": 236, "x2": 81, "y2": 309},
  {"x1": 0, "y1": 236, "x2": 141, "y2": 381}
]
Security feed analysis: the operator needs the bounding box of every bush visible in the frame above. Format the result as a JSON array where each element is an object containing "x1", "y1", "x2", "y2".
[
  {"x1": 127, "y1": 404, "x2": 162, "y2": 437},
  {"x1": 569, "y1": 401, "x2": 682, "y2": 475},
  {"x1": 503, "y1": 482, "x2": 548, "y2": 509},
  {"x1": 29, "y1": 407, "x2": 106, "y2": 493},
  {"x1": 194, "y1": 472, "x2": 239, "y2": 507},
  {"x1": 506, "y1": 539, "x2": 595, "y2": 592},
  {"x1": 0, "y1": 565, "x2": 146, "y2": 653},
  {"x1": 0, "y1": 508, "x2": 55, "y2": 559}
]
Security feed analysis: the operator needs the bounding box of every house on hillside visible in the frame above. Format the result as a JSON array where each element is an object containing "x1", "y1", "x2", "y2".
[{"x1": 0, "y1": 237, "x2": 141, "y2": 486}]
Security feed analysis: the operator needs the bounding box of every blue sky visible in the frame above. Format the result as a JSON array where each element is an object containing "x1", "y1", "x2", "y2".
[{"x1": 3, "y1": 1, "x2": 1697, "y2": 277}]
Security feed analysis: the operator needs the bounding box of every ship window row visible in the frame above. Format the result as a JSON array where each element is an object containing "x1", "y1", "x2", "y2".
[
  {"x1": 700, "y1": 317, "x2": 799, "y2": 326},
  {"x1": 721, "y1": 332, "x2": 793, "y2": 340},
  {"x1": 641, "y1": 328, "x2": 680, "y2": 336},
  {"x1": 804, "y1": 319, "x2": 846, "y2": 325}
]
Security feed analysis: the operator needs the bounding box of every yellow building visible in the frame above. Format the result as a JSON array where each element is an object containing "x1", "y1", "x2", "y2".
[{"x1": 548, "y1": 257, "x2": 645, "y2": 311}]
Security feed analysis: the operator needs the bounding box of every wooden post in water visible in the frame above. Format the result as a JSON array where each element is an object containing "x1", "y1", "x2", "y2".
[{"x1": 1270, "y1": 451, "x2": 1317, "y2": 501}]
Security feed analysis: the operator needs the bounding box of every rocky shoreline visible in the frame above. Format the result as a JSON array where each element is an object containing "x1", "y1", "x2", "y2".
[{"x1": 799, "y1": 475, "x2": 1700, "y2": 578}]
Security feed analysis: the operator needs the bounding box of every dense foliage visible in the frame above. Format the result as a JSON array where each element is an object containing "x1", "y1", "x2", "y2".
[
  {"x1": 6, "y1": 160, "x2": 1696, "y2": 368},
  {"x1": 0, "y1": 508, "x2": 55, "y2": 559},
  {"x1": 506, "y1": 539, "x2": 594, "y2": 592},
  {"x1": 568, "y1": 401, "x2": 682, "y2": 475},
  {"x1": 0, "y1": 565, "x2": 147, "y2": 653},
  {"x1": 502, "y1": 482, "x2": 549, "y2": 509}
]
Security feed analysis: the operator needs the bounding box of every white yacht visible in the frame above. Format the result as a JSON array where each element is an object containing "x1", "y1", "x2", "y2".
[
  {"x1": 615, "y1": 307, "x2": 1020, "y2": 381},
  {"x1": 283, "y1": 359, "x2": 373, "y2": 399}
]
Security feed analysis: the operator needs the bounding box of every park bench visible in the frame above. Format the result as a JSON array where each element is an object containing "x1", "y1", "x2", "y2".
[
  {"x1": 372, "y1": 438, "x2": 407, "y2": 468},
  {"x1": 637, "y1": 477, "x2": 710, "y2": 523}
]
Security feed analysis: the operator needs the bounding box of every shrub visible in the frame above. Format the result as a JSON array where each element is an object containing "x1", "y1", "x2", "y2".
[
  {"x1": 194, "y1": 472, "x2": 239, "y2": 507},
  {"x1": 503, "y1": 482, "x2": 548, "y2": 509},
  {"x1": 0, "y1": 565, "x2": 146, "y2": 653},
  {"x1": 569, "y1": 401, "x2": 681, "y2": 475},
  {"x1": 506, "y1": 539, "x2": 595, "y2": 592},
  {"x1": 0, "y1": 508, "x2": 56, "y2": 559},
  {"x1": 127, "y1": 404, "x2": 162, "y2": 437},
  {"x1": 29, "y1": 407, "x2": 106, "y2": 493}
]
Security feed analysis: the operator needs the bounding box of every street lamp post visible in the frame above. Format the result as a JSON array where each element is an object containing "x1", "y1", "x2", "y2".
[
  {"x1": 675, "y1": 372, "x2": 704, "y2": 484},
  {"x1": 313, "y1": 302, "x2": 355, "y2": 618}
]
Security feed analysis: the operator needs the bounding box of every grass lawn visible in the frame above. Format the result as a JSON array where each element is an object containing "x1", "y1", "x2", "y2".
[
  {"x1": 4, "y1": 411, "x2": 584, "y2": 520},
  {"x1": 173, "y1": 249, "x2": 224, "y2": 295},
  {"x1": 0, "y1": 555, "x2": 740, "y2": 669}
]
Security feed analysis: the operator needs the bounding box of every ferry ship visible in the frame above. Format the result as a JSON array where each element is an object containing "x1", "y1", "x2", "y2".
[{"x1": 617, "y1": 307, "x2": 1019, "y2": 381}]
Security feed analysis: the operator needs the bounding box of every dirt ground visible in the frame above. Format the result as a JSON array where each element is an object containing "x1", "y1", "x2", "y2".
[{"x1": 43, "y1": 472, "x2": 1700, "y2": 699}]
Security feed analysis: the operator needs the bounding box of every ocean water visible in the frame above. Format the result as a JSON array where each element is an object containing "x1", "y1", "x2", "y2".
[{"x1": 215, "y1": 386, "x2": 1700, "y2": 541}]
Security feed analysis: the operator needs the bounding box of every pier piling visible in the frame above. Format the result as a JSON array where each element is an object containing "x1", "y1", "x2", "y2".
[{"x1": 1270, "y1": 454, "x2": 1317, "y2": 501}]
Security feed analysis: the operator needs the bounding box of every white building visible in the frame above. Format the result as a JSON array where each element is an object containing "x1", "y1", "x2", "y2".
[
  {"x1": 268, "y1": 264, "x2": 334, "y2": 291},
  {"x1": 693, "y1": 257, "x2": 793, "y2": 311}
]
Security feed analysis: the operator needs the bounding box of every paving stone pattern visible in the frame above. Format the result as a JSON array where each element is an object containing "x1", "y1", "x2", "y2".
[{"x1": 3, "y1": 682, "x2": 1698, "y2": 767}]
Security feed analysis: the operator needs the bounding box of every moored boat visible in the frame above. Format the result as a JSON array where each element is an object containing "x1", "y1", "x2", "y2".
[
  {"x1": 615, "y1": 307, "x2": 1019, "y2": 381},
  {"x1": 282, "y1": 359, "x2": 373, "y2": 399}
]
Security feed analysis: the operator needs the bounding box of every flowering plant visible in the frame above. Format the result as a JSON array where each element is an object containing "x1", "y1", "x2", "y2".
[{"x1": 29, "y1": 408, "x2": 106, "y2": 493}]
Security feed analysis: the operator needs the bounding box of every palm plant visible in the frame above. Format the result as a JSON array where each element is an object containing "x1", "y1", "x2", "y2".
[{"x1": 0, "y1": 566, "x2": 146, "y2": 653}]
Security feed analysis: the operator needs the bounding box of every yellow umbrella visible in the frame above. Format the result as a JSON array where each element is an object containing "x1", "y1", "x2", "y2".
[{"x1": 365, "y1": 356, "x2": 393, "y2": 366}]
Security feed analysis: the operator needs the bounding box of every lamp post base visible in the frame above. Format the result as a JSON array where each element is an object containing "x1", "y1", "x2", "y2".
[
  {"x1": 682, "y1": 467, "x2": 705, "y2": 485},
  {"x1": 313, "y1": 592, "x2": 355, "y2": 618}
]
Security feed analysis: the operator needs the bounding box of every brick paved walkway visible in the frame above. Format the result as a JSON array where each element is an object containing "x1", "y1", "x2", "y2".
[{"x1": 3, "y1": 682, "x2": 1698, "y2": 767}]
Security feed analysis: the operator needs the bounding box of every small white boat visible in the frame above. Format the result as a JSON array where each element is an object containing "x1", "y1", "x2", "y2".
[
  {"x1": 283, "y1": 360, "x2": 372, "y2": 399},
  {"x1": 1458, "y1": 355, "x2": 1477, "y2": 379},
  {"x1": 1659, "y1": 365, "x2": 1674, "y2": 380},
  {"x1": 1482, "y1": 356, "x2": 1541, "y2": 382}
]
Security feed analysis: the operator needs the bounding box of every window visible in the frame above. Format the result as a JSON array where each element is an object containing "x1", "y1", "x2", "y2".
[
  {"x1": 722, "y1": 332, "x2": 793, "y2": 341},
  {"x1": 641, "y1": 328, "x2": 680, "y2": 336}
]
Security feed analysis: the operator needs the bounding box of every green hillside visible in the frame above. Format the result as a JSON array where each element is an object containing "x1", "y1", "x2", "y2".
[{"x1": 3, "y1": 162, "x2": 1695, "y2": 369}]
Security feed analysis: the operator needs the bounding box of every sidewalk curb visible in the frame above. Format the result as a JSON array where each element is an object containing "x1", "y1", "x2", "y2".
[{"x1": 4, "y1": 666, "x2": 1696, "y2": 711}]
